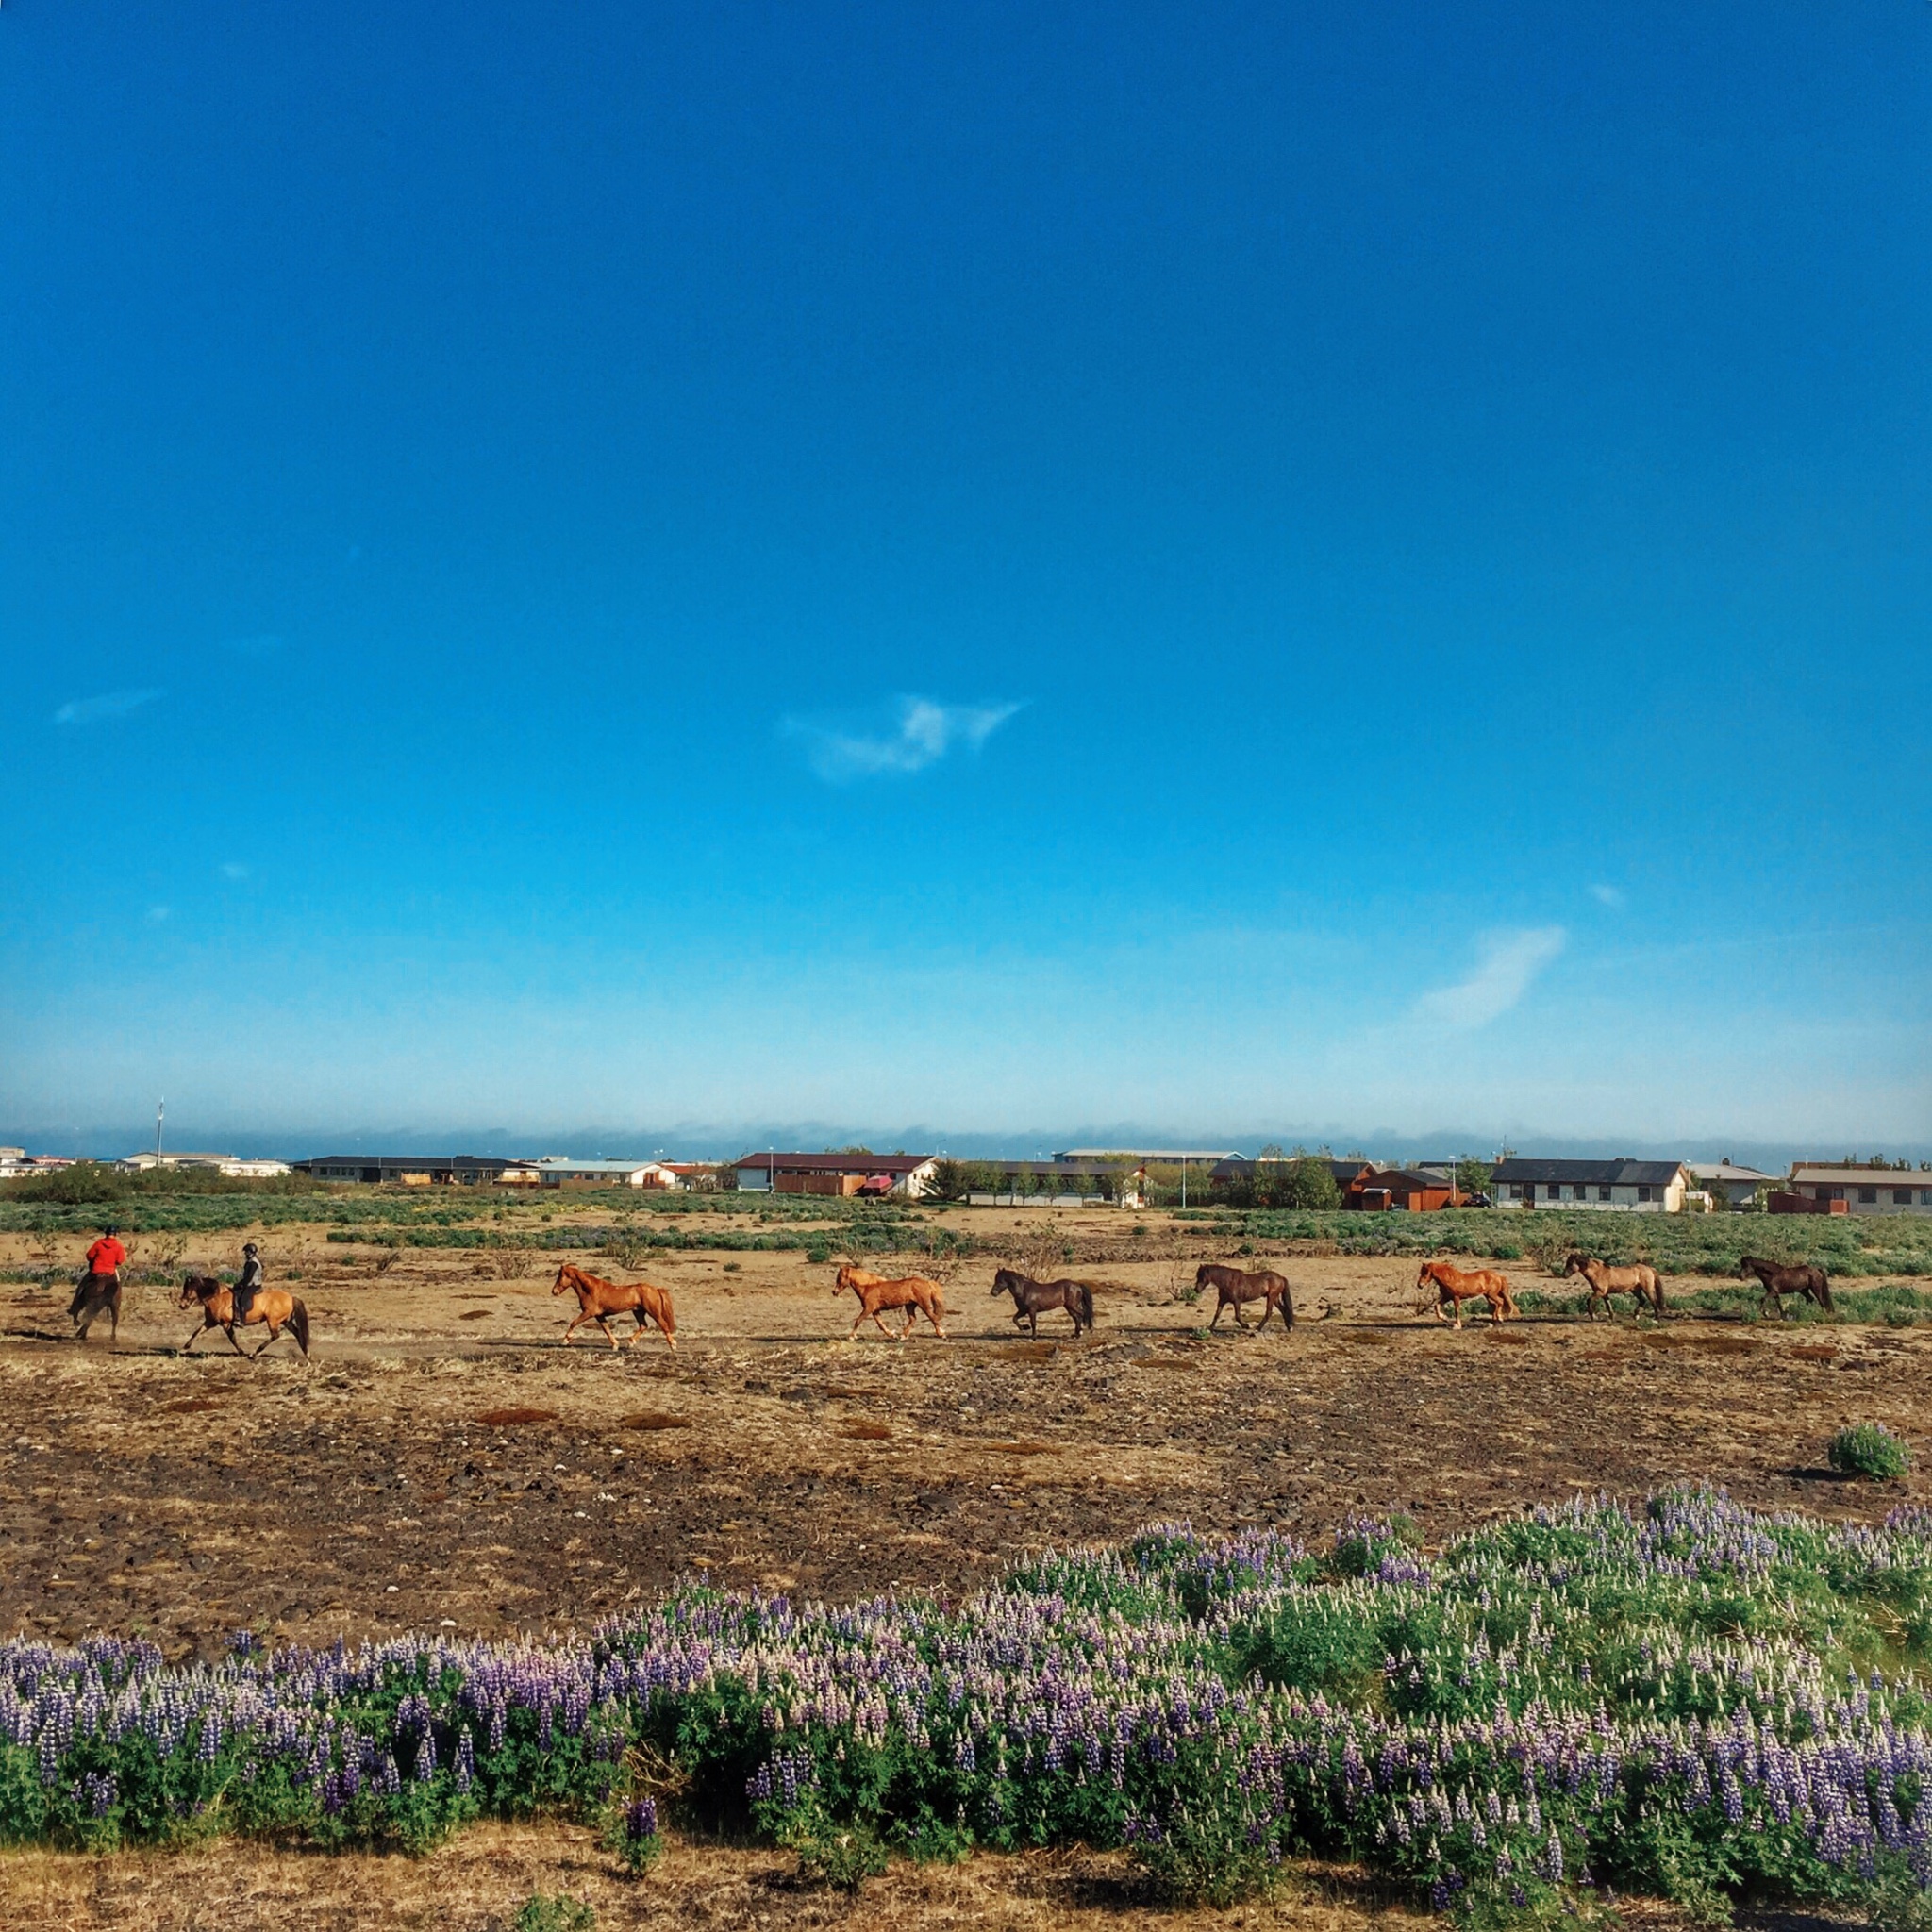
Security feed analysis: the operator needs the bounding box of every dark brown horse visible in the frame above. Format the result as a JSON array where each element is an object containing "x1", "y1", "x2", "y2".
[
  {"x1": 1740, "y1": 1255, "x2": 1833, "y2": 1319},
  {"x1": 1417, "y1": 1259, "x2": 1517, "y2": 1329},
  {"x1": 1563, "y1": 1252, "x2": 1665, "y2": 1319},
  {"x1": 991, "y1": 1267, "x2": 1094, "y2": 1339},
  {"x1": 1196, "y1": 1263, "x2": 1294, "y2": 1332},
  {"x1": 552, "y1": 1262, "x2": 676, "y2": 1350},
  {"x1": 177, "y1": 1275, "x2": 310, "y2": 1357},
  {"x1": 68, "y1": 1272, "x2": 123, "y2": 1343},
  {"x1": 834, "y1": 1263, "x2": 947, "y2": 1341}
]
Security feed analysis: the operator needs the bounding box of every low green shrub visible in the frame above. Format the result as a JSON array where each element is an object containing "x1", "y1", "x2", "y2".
[
  {"x1": 1828, "y1": 1424, "x2": 1912, "y2": 1481},
  {"x1": 512, "y1": 1895, "x2": 596, "y2": 1932}
]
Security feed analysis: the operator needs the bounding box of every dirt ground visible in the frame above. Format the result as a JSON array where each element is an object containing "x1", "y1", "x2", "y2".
[{"x1": 1, "y1": 1203, "x2": 1924, "y2": 1928}]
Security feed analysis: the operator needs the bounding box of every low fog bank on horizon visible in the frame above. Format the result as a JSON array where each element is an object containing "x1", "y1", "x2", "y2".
[{"x1": 7, "y1": 1123, "x2": 1926, "y2": 1175}]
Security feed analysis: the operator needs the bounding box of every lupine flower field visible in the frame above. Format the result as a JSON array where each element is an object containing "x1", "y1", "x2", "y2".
[{"x1": 6, "y1": 1487, "x2": 1932, "y2": 1921}]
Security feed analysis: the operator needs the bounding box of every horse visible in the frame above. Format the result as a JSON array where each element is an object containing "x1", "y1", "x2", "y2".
[
  {"x1": 551, "y1": 1262, "x2": 676, "y2": 1351},
  {"x1": 1562, "y1": 1252, "x2": 1665, "y2": 1319},
  {"x1": 1417, "y1": 1259, "x2": 1517, "y2": 1329},
  {"x1": 991, "y1": 1267, "x2": 1094, "y2": 1339},
  {"x1": 1740, "y1": 1255, "x2": 1834, "y2": 1320},
  {"x1": 1195, "y1": 1262, "x2": 1295, "y2": 1333},
  {"x1": 68, "y1": 1272, "x2": 123, "y2": 1343},
  {"x1": 177, "y1": 1274, "x2": 310, "y2": 1358},
  {"x1": 834, "y1": 1262, "x2": 946, "y2": 1341}
]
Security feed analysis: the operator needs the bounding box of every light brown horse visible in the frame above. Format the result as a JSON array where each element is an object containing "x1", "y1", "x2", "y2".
[
  {"x1": 1563, "y1": 1252, "x2": 1665, "y2": 1319},
  {"x1": 834, "y1": 1262, "x2": 946, "y2": 1341},
  {"x1": 1196, "y1": 1262, "x2": 1295, "y2": 1333},
  {"x1": 552, "y1": 1262, "x2": 676, "y2": 1350},
  {"x1": 177, "y1": 1274, "x2": 310, "y2": 1358},
  {"x1": 1417, "y1": 1259, "x2": 1517, "y2": 1329}
]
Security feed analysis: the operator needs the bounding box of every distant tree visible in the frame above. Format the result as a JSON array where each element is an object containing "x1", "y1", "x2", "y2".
[
  {"x1": 1276, "y1": 1158, "x2": 1341, "y2": 1211},
  {"x1": 924, "y1": 1158, "x2": 970, "y2": 1203}
]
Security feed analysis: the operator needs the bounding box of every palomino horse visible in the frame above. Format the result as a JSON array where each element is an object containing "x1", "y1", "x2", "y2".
[
  {"x1": 1196, "y1": 1262, "x2": 1294, "y2": 1333},
  {"x1": 1563, "y1": 1252, "x2": 1665, "y2": 1319},
  {"x1": 551, "y1": 1263, "x2": 676, "y2": 1350},
  {"x1": 1417, "y1": 1259, "x2": 1517, "y2": 1329},
  {"x1": 1740, "y1": 1255, "x2": 1834, "y2": 1320},
  {"x1": 991, "y1": 1267, "x2": 1093, "y2": 1339},
  {"x1": 177, "y1": 1274, "x2": 310, "y2": 1358},
  {"x1": 68, "y1": 1272, "x2": 123, "y2": 1343},
  {"x1": 834, "y1": 1262, "x2": 946, "y2": 1341}
]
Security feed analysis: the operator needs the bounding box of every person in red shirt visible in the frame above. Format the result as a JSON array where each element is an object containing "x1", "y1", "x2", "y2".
[{"x1": 70, "y1": 1225, "x2": 127, "y2": 1341}]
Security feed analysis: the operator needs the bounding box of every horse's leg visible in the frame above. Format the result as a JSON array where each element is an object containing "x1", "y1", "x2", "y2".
[
  {"x1": 1209, "y1": 1296, "x2": 1225, "y2": 1330},
  {"x1": 597, "y1": 1316, "x2": 619, "y2": 1351},
  {"x1": 251, "y1": 1318, "x2": 282, "y2": 1359},
  {"x1": 183, "y1": 1324, "x2": 203, "y2": 1353},
  {"x1": 225, "y1": 1323, "x2": 247, "y2": 1357}
]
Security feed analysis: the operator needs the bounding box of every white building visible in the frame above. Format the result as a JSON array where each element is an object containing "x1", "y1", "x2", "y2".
[
  {"x1": 533, "y1": 1158, "x2": 684, "y2": 1189},
  {"x1": 735, "y1": 1152, "x2": 938, "y2": 1198},
  {"x1": 1491, "y1": 1158, "x2": 1691, "y2": 1212},
  {"x1": 119, "y1": 1152, "x2": 291, "y2": 1178},
  {"x1": 1687, "y1": 1161, "x2": 1780, "y2": 1208},
  {"x1": 1785, "y1": 1165, "x2": 1932, "y2": 1216}
]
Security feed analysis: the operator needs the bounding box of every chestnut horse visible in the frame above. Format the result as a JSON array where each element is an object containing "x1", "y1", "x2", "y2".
[
  {"x1": 552, "y1": 1262, "x2": 676, "y2": 1350},
  {"x1": 1417, "y1": 1259, "x2": 1517, "y2": 1329},
  {"x1": 1195, "y1": 1263, "x2": 1295, "y2": 1333},
  {"x1": 177, "y1": 1274, "x2": 310, "y2": 1358},
  {"x1": 991, "y1": 1267, "x2": 1094, "y2": 1339},
  {"x1": 1740, "y1": 1255, "x2": 1834, "y2": 1320},
  {"x1": 1563, "y1": 1252, "x2": 1665, "y2": 1319},
  {"x1": 834, "y1": 1262, "x2": 946, "y2": 1341}
]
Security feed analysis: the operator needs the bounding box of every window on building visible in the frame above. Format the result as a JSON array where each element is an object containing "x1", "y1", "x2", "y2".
[
  {"x1": 1598, "y1": 1186, "x2": 1612, "y2": 1201},
  {"x1": 1508, "y1": 1185, "x2": 1523, "y2": 1200},
  {"x1": 1637, "y1": 1185, "x2": 1653, "y2": 1203},
  {"x1": 1895, "y1": 1190, "x2": 1913, "y2": 1207},
  {"x1": 1860, "y1": 1188, "x2": 1878, "y2": 1205}
]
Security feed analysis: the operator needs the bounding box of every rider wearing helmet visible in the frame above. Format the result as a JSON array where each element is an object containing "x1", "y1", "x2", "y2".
[{"x1": 234, "y1": 1241, "x2": 265, "y2": 1323}]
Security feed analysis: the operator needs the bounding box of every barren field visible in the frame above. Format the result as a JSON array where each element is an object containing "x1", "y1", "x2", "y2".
[{"x1": 2, "y1": 1198, "x2": 1926, "y2": 1928}]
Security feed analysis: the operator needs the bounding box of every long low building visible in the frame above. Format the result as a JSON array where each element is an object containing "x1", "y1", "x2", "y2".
[
  {"x1": 735, "y1": 1152, "x2": 938, "y2": 1197},
  {"x1": 533, "y1": 1158, "x2": 683, "y2": 1190},
  {"x1": 297, "y1": 1155, "x2": 541, "y2": 1186},
  {"x1": 1784, "y1": 1164, "x2": 1932, "y2": 1216},
  {"x1": 1491, "y1": 1158, "x2": 1691, "y2": 1211},
  {"x1": 121, "y1": 1151, "x2": 291, "y2": 1178}
]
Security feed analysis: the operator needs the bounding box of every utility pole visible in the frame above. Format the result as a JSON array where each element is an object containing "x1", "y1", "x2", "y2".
[{"x1": 155, "y1": 1099, "x2": 164, "y2": 1163}]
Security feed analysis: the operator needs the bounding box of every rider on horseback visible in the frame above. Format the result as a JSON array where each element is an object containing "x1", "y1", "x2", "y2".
[
  {"x1": 74, "y1": 1225, "x2": 125, "y2": 1307},
  {"x1": 234, "y1": 1242, "x2": 265, "y2": 1322}
]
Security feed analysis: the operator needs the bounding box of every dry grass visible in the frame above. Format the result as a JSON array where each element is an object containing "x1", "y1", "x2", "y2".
[{"x1": 0, "y1": 1825, "x2": 1437, "y2": 1932}]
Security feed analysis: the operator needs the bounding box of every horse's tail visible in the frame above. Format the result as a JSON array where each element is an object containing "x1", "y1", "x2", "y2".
[
  {"x1": 289, "y1": 1298, "x2": 310, "y2": 1357},
  {"x1": 927, "y1": 1286, "x2": 946, "y2": 1331},
  {"x1": 1079, "y1": 1281, "x2": 1095, "y2": 1329},
  {"x1": 1651, "y1": 1270, "x2": 1666, "y2": 1314},
  {"x1": 1814, "y1": 1273, "x2": 1834, "y2": 1314},
  {"x1": 657, "y1": 1290, "x2": 677, "y2": 1348}
]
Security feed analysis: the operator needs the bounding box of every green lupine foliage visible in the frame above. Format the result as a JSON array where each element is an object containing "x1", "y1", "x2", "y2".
[{"x1": 9, "y1": 1493, "x2": 1932, "y2": 1920}]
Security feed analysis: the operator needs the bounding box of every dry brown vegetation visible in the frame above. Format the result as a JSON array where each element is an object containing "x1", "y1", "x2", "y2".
[{"x1": 2, "y1": 1199, "x2": 1925, "y2": 1928}]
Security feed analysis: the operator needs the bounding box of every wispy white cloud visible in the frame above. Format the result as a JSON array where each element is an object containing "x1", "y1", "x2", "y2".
[
  {"x1": 53, "y1": 689, "x2": 162, "y2": 726},
  {"x1": 1415, "y1": 927, "x2": 1567, "y2": 1029},
  {"x1": 146, "y1": 905, "x2": 171, "y2": 924},
  {"x1": 785, "y1": 695, "x2": 1024, "y2": 782},
  {"x1": 1590, "y1": 883, "x2": 1626, "y2": 910},
  {"x1": 221, "y1": 862, "x2": 250, "y2": 880}
]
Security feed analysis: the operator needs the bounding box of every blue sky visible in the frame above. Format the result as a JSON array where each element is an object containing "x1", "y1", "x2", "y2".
[{"x1": 2, "y1": 1, "x2": 1927, "y2": 1159}]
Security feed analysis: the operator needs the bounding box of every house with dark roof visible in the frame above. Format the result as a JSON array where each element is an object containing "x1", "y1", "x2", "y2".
[
  {"x1": 734, "y1": 1152, "x2": 938, "y2": 1198},
  {"x1": 1491, "y1": 1158, "x2": 1690, "y2": 1212}
]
